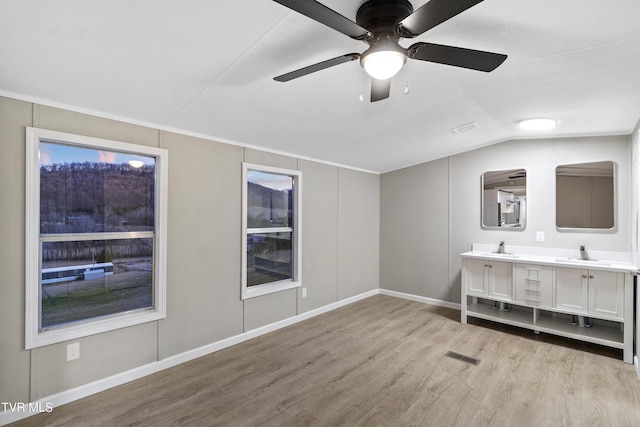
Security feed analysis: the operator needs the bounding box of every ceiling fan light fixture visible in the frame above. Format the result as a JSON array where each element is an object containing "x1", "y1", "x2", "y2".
[
  {"x1": 361, "y1": 36, "x2": 407, "y2": 80},
  {"x1": 362, "y1": 49, "x2": 406, "y2": 80},
  {"x1": 518, "y1": 118, "x2": 558, "y2": 131}
]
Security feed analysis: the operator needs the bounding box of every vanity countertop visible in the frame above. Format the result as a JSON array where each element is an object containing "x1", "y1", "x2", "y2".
[{"x1": 461, "y1": 244, "x2": 638, "y2": 274}]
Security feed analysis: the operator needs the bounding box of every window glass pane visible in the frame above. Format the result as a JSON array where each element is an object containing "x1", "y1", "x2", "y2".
[
  {"x1": 247, "y1": 170, "x2": 293, "y2": 228},
  {"x1": 246, "y1": 232, "x2": 292, "y2": 286},
  {"x1": 40, "y1": 141, "x2": 155, "y2": 233},
  {"x1": 41, "y1": 238, "x2": 153, "y2": 329}
]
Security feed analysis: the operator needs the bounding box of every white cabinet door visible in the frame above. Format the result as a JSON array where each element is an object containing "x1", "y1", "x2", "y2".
[
  {"x1": 555, "y1": 267, "x2": 588, "y2": 313},
  {"x1": 488, "y1": 261, "x2": 512, "y2": 300},
  {"x1": 588, "y1": 271, "x2": 624, "y2": 320},
  {"x1": 464, "y1": 259, "x2": 512, "y2": 300},
  {"x1": 465, "y1": 259, "x2": 488, "y2": 295}
]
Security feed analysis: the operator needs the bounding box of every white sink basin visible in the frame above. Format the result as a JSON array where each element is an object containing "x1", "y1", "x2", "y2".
[
  {"x1": 480, "y1": 252, "x2": 520, "y2": 258},
  {"x1": 555, "y1": 258, "x2": 610, "y2": 266}
]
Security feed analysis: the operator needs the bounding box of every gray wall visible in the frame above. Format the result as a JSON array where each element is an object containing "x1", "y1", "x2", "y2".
[
  {"x1": 380, "y1": 158, "x2": 450, "y2": 301},
  {"x1": 0, "y1": 96, "x2": 380, "y2": 404},
  {"x1": 381, "y1": 136, "x2": 632, "y2": 304}
]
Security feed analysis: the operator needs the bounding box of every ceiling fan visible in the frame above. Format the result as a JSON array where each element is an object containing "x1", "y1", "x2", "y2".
[{"x1": 272, "y1": 0, "x2": 507, "y2": 102}]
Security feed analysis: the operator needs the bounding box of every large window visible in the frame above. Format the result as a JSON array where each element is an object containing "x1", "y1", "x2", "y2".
[
  {"x1": 242, "y1": 163, "x2": 301, "y2": 299},
  {"x1": 25, "y1": 128, "x2": 168, "y2": 348}
]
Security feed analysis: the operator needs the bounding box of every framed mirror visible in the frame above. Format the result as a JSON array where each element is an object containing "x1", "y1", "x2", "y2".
[
  {"x1": 556, "y1": 161, "x2": 615, "y2": 230},
  {"x1": 481, "y1": 168, "x2": 527, "y2": 229}
]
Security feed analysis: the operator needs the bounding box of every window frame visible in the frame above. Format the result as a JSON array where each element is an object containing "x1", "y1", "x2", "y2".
[
  {"x1": 25, "y1": 127, "x2": 168, "y2": 349},
  {"x1": 241, "y1": 162, "x2": 302, "y2": 299}
]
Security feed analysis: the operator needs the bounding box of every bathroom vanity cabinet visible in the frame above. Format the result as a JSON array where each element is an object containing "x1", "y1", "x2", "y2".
[{"x1": 461, "y1": 244, "x2": 635, "y2": 363}]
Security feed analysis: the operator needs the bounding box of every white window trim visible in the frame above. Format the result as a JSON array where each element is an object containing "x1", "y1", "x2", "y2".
[
  {"x1": 241, "y1": 162, "x2": 301, "y2": 299},
  {"x1": 25, "y1": 127, "x2": 168, "y2": 349}
]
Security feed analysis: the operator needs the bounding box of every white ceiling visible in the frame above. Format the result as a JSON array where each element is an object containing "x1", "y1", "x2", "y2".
[{"x1": 2, "y1": 0, "x2": 640, "y2": 173}]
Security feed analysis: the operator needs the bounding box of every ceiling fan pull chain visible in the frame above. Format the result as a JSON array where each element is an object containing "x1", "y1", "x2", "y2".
[
  {"x1": 404, "y1": 63, "x2": 410, "y2": 94},
  {"x1": 359, "y1": 68, "x2": 364, "y2": 101}
]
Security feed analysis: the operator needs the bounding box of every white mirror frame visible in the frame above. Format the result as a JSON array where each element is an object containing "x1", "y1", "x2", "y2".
[
  {"x1": 555, "y1": 161, "x2": 617, "y2": 232},
  {"x1": 481, "y1": 168, "x2": 527, "y2": 230}
]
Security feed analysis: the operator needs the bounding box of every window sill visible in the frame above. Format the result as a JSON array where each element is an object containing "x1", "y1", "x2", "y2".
[
  {"x1": 26, "y1": 308, "x2": 165, "y2": 349},
  {"x1": 242, "y1": 280, "x2": 301, "y2": 300}
]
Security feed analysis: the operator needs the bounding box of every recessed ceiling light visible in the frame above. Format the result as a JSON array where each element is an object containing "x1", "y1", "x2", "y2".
[{"x1": 518, "y1": 118, "x2": 558, "y2": 131}]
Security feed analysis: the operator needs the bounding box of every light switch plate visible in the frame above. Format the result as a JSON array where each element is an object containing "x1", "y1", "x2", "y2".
[{"x1": 536, "y1": 231, "x2": 545, "y2": 242}]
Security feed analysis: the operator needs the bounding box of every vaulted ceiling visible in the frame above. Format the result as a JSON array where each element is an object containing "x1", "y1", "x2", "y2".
[{"x1": 2, "y1": 1, "x2": 640, "y2": 172}]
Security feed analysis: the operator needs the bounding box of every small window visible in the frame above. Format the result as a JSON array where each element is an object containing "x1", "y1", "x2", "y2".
[
  {"x1": 242, "y1": 163, "x2": 301, "y2": 299},
  {"x1": 25, "y1": 128, "x2": 168, "y2": 348}
]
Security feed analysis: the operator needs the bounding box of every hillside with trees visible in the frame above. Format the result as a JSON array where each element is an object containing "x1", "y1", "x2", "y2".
[
  {"x1": 40, "y1": 162, "x2": 155, "y2": 263},
  {"x1": 40, "y1": 161, "x2": 155, "y2": 233}
]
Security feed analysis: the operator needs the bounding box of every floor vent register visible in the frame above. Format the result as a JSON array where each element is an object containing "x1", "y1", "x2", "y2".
[{"x1": 445, "y1": 351, "x2": 480, "y2": 366}]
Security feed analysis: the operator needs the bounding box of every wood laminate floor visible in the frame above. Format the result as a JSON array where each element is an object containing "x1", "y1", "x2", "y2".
[{"x1": 9, "y1": 295, "x2": 640, "y2": 426}]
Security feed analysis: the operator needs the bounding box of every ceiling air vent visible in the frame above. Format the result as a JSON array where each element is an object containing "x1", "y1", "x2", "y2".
[{"x1": 451, "y1": 122, "x2": 478, "y2": 135}]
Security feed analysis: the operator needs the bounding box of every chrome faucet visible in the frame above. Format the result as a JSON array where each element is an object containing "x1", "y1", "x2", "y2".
[
  {"x1": 497, "y1": 241, "x2": 505, "y2": 254},
  {"x1": 580, "y1": 245, "x2": 589, "y2": 260}
]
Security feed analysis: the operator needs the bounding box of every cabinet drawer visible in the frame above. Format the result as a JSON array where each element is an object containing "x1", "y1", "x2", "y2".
[{"x1": 515, "y1": 264, "x2": 553, "y2": 308}]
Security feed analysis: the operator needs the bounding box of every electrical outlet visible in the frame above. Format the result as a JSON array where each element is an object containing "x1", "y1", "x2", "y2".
[
  {"x1": 536, "y1": 231, "x2": 545, "y2": 242},
  {"x1": 67, "y1": 342, "x2": 80, "y2": 361},
  {"x1": 302, "y1": 287, "x2": 307, "y2": 298}
]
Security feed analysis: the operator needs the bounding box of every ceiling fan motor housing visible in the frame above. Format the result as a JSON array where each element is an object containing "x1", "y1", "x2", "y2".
[{"x1": 355, "y1": 0, "x2": 414, "y2": 38}]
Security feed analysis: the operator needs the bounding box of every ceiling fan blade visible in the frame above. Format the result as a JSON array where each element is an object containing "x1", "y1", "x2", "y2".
[
  {"x1": 371, "y1": 78, "x2": 391, "y2": 102},
  {"x1": 408, "y1": 42, "x2": 507, "y2": 72},
  {"x1": 397, "y1": 0, "x2": 484, "y2": 38},
  {"x1": 274, "y1": 53, "x2": 360, "y2": 82},
  {"x1": 273, "y1": 0, "x2": 371, "y2": 40}
]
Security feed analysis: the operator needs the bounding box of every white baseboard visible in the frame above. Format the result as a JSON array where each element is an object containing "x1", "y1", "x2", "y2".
[
  {"x1": 0, "y1": 288, "x2": 458, "y2": 426},
  {"x1": 379, "y1": 288, "x2": 461, "y2": 310},
  {"x1": 635, "y1": 356, "x2": 640, "y2": 380}
]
